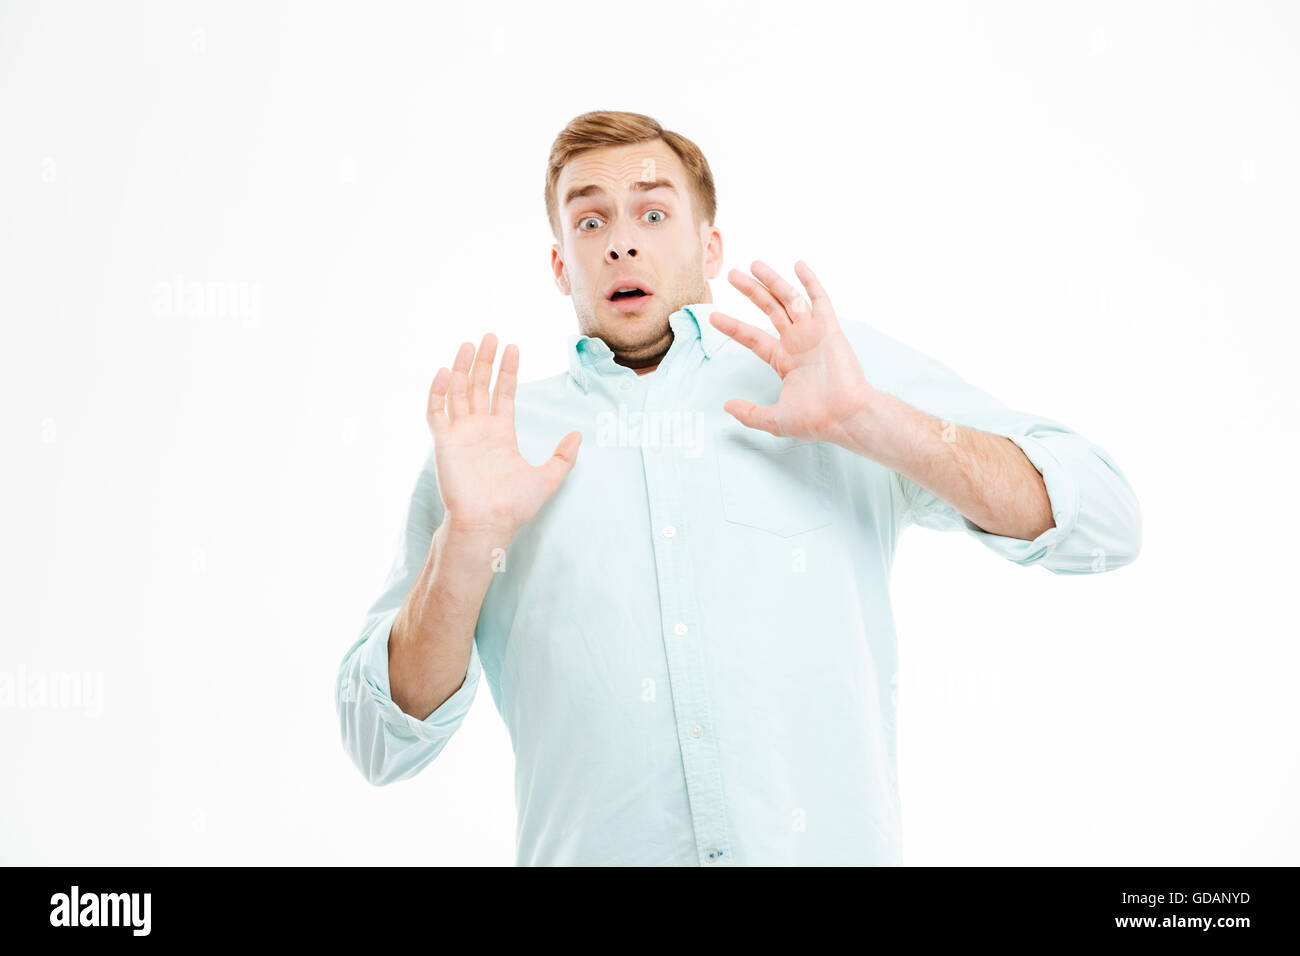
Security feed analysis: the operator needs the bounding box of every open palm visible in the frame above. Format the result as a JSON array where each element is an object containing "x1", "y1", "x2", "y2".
[
  {"x1": 427, "y1": 334, "x2": 581, "y2": 537},
  {"x1": 709, "y1": 260, "x2": 880, "y2": 445}
]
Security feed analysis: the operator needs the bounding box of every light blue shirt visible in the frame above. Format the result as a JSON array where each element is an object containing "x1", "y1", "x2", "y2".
[{"x1": 335, "y1": 303, "x2": 1141, "y2": 865}]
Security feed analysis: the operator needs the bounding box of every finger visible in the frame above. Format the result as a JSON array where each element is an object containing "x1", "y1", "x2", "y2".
[
  {"x1": 492, "y1": 343, "x2": 519, "y2": 419},
  {"x1": 448, "y1": 341, "x2": 474, "y2": 422},
  {"x1": 750, "y1": 260, "x2": 812, "y2": 323},
  {"x1": 709, "y1": 310, "x2": 781, "y2": 368},
  {"x1": 723, "y1": 399, "x2": 781, "y2": 436},
  {"x1": 468, "y1": 332, "x2": 498, "y2": 414},
  {"x1": 427, "y1": 367, "x2": 451, "y2": 438},
  {"x1": 727, "y1": 267, "x2": 791, "y2": 330},
  {"x1": 536, "y1": 430, "x2": 582, "y2": 496},
  {"x1": 793, "y1": 260, "x2": 834, "y2": 320}
]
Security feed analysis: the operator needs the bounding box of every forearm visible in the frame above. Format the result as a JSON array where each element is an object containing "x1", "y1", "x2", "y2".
[
  {"x1": 839, "y1": 390, "x2": 1054, "y2": 541},
  {"x1": 389, "y1": 520, "x2": 508, "y2": 720}
]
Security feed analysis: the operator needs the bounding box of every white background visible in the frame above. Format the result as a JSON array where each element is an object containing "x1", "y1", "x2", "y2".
[{"x1": 2, "y1": 0, "x2": 1297, "y2": 865}]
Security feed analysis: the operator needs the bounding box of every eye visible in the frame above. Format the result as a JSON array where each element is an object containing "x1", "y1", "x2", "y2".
[
  {"x1": 578, "y1": 215, "x2": 604, "y2": 231},
  {"x1": 643, "y1": 209, "x2": 665, "y2": 224}
]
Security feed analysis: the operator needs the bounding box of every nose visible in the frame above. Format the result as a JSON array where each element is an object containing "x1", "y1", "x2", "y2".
[{"x1": 605, "y1": 231, "x2": 637, "y2": 262}]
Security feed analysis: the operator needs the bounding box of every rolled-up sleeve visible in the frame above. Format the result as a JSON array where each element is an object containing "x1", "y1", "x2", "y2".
[
  {"x1": 336, "y1": 444, "x2": 483, "y2": 785},
  {"x1": 843, "y1": 319, "x2": 1142, "y2": 574}
]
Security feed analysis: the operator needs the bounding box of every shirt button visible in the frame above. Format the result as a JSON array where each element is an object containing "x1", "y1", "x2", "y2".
[
  {"x1": 674, "y1": 622, "x2": 688, "y2": 636},
  {"x1": 689, "y1": 723, "x2": 703, "y2": 738},
  {"x1": 662, "y1": 525, "x2": 676, "y2": 538},
  {"x1": 620, "y1": 380, "x2": 633, "y2": 391}
]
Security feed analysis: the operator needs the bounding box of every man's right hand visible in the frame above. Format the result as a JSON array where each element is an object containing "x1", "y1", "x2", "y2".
[{"x1": 427, "y1": 333, "x2": 582, "y2": 540}]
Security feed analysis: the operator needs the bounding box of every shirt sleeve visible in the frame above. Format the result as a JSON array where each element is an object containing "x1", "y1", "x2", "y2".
[
  {"x1": 335, "y1": 442, "x2": 483, "y2": 785},
  {"x1": 842, "y1": 319, "x2": 1142, "y2": 574}
]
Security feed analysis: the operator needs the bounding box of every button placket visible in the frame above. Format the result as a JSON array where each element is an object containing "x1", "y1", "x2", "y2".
[{"x1": 640, "y1": 358, "x2": 733, "y2": 867}]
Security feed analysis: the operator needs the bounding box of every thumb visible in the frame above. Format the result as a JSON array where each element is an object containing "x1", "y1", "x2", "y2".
[
  {"x1": 723, "y1": 400, "x2": 779, "y2": 436},
  {"x1": 536, "y1": 430, "x2": 582, "y2": 494}
]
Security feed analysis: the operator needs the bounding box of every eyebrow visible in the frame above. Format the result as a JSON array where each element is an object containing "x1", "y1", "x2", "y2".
[{"x1": 562, "y1": 178, "x2": 678, "y2": 208}]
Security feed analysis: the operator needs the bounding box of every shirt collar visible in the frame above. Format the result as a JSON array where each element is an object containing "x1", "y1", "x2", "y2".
[{"x1": 565, "y1": 302, "x2": 726, "y2": 392}]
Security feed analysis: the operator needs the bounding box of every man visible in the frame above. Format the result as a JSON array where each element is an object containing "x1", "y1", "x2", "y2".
[{"x1": 335, "y1": 110, "x2": 1141, "y2": 866}]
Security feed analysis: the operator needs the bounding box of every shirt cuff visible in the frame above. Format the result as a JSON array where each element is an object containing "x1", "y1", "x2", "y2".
[
  {"x1": 955, "y1": 430, "x2": 1081, "y2": 566},
  {"x1": 358, "y1": 607, "x2": 482, "y2": 741}
]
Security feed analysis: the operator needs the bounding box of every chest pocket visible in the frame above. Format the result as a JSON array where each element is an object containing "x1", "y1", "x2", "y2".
[{"x1": 715, "y1": 427, "x2": 834, "y2": 537}]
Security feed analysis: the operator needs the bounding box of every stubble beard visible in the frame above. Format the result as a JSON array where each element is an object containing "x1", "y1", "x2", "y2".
[{"x1": 574, "y1": 273, "x2": 711, "y2": 364}]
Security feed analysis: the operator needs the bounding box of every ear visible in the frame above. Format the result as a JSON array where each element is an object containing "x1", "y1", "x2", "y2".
[
  {"x1": 551, "y1": 242, "x2": 571, "y2": 295},
  {"x1": 700, "y1": 224, "x2": 723, "y2": 281}
]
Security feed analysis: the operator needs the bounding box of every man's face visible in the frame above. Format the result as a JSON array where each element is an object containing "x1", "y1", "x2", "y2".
[{"x1": 551, "y1": 139, "x2": 722, "y2": 368}]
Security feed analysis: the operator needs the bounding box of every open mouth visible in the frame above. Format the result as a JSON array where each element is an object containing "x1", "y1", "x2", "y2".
[{"x1": 607, "y1": 285, "x2": 653, "y2": 311}]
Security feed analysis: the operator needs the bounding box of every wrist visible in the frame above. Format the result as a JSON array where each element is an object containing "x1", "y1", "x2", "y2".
[
  {"x1": 441, "y1": 511, "x2": 517, "y2": 542},
  {"x1": 832, "y1": 388, "x2": 911, "y2": 470},
  {"x1": 422, "y1": 518, "x2": 513, "y2": 599}
]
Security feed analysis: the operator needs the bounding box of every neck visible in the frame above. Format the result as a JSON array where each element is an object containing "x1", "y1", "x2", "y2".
[{"x1": 613, "y1": 332, "x2": 672, "y2": 375}]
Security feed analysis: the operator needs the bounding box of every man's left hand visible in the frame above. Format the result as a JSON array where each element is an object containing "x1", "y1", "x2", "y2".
[{"x1": 709, "y1": 260, "x2": 880, "y2": 448}]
